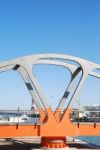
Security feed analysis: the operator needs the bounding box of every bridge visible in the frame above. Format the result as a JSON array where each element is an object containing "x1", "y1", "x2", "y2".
[{"x1": 0, "y1": 54, "x2": 100, "y2": 149}]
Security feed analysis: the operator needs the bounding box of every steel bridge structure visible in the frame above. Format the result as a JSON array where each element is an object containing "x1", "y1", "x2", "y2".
[{"x1": 0, "y1": 54, "x2": 100, "y2": 148}]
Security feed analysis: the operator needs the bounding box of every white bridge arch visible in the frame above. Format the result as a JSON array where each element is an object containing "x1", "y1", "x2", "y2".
[{"x1": 0, "y1": 54, "x2": 100, "y2": 113}]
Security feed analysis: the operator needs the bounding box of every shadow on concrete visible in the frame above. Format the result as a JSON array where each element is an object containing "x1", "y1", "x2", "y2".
[{"x1": 0, "y1": 138, "x2": 41, "y2": 150}]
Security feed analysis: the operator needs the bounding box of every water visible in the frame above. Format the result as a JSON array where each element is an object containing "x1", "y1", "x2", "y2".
[{"x1": 77, "y1": 136, "x2": 100, "y2": 146}]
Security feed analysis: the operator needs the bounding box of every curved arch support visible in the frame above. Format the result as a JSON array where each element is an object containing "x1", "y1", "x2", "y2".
[{"x1": 0, "y1": 54, "x2": 100, "y2": 121}]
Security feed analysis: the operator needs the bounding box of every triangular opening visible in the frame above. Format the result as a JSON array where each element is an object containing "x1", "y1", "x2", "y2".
[{"x1": 33, "y1": 64, "x2": 71, "y2": 111}]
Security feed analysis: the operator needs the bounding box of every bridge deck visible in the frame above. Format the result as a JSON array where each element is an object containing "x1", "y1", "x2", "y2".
[{"x1": 0, "y1": 137, "x2": 99, "y2": 150}]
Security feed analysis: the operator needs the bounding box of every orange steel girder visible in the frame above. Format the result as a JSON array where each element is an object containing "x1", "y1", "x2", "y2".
[{"x1": 0, "y1": 108, "x2": 99, "y2": 138}]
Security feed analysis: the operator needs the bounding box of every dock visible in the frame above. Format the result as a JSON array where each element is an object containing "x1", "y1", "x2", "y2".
[{"x1": 0, "y1": 137, "x2": 99, "y2": 150}]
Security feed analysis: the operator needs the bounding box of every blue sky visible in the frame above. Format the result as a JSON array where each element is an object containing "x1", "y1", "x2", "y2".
[{"x1": 0, "y1": 0, "x2": 100, "y2": 110}]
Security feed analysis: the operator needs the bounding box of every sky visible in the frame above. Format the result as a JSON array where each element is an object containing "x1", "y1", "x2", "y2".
[{"x1": 0, "y1": 0, "x2": 100, "y2": 110}]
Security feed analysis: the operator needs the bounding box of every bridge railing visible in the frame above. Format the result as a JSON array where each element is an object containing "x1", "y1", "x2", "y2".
[
  {"x1": 0, "y1": 109, "x2": 40, "y2": 124},
  {"x1": 70, "y1": 109, "x2": 100, "y2": 123},
  {"x1": 0, "y1": 109, "x2": 100, "y2": 125}
]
